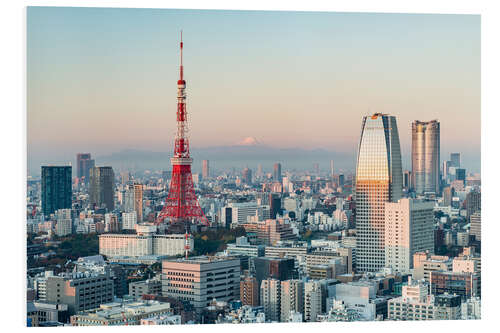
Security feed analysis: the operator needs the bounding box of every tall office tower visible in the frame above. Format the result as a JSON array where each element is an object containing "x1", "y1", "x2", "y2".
[
  {"x1": 355, "y1": 113, "x2": 403, "y2": 273},
  {"x1": 470, "y1": 211, "x2": 481, "y2": 242},
  {"x1": 156, "y1": 33, "x2": 208, "y2": 227},
  {"x1": 89, "y1": 166, "x2": 115, "y2": 211},
  {"x1": 133, "y1": 183, "x2": 143, "y2": 222},
  {"x1": 41, "y1": 166, "x2": 72, "y2": 217},
  {"x1": 304, "y1": 280, "x2": 322, "y2": 322},
  {"x1": 412, "y1": 120, "x2": 440, "y2": 195},
  {"x1": 242, "y1": 167, "x2": 252, "y2": 184},
  {"x1": 257, "y1": 164, "x2": 263, "y2": 179},
  {"x1": 330, "y1": 160, "x2": 335, "y2": 180},
  {"x1": 313, "y1": 163, "x2": 320, "y2": 175},
  {"x1": 260, "y1": 278, "x2": 281, "y2": 322},
  {"x1": 442, "y1": 160, "x2": 452, "y2": 183},
  {"x1": 338, "y1": 174, "x2": 345, "y2": 187},
  {"x1": 55, "y1": 208, "x2": 72, "y2": 237},
  {"x1": 456, "y1": 168, "x2": 466, "y2": 182},
  {"x1": 384, "y1": 198, "x2": 434, "y2": 273},
  {"x1": 466, "y1": 190, "x2": 481, "y2": 221},
  {"x1": 202, "y1": 160, "x2": 209, "y2": 180},
  {"x1": 403, "y1": 170, "x2": 412, "y2": 190},
  {"x1": 280, "y1": 280, "x2": 304, "y2": 322},
  {"x1": 269, "y1": 193, "x2": 281, "y2": 219},
  {"x1": 240, "y1": 276, "x2": 259, "y2": 307},
  {"x1": 273, "y1": 163, "x2": 282, "y2": 182},
  {"x1": 450, "y1": 153, "x2": 461, "y2": 168},
  {"x1": 76, "y1": 153, "x2": 95, "y2": 184},
  {"x1": 120, "y1": 171, "x2": 130, "y2": 185}
]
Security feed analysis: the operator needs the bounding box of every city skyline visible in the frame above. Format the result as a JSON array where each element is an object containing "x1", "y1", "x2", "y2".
[{"x1": 27, "y1": 7, "x2": 481, "y2": 175}]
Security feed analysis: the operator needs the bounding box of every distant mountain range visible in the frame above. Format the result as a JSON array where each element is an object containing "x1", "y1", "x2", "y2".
[{"x1": 93, "y1": 146, "x2": 357, "y2": 174}]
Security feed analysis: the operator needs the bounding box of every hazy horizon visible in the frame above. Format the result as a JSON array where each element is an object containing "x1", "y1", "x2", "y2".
[{"x1": 27, "y1": 7, "x2": 481, "y2": 176}]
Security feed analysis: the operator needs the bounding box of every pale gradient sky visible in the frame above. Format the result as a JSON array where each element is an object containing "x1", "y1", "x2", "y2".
[{"x1": 27, "y1": 7, "x2": 480, "y2": 172}]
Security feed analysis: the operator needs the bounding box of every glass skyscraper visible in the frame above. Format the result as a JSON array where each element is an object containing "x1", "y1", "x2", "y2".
[
  {"x1": 41, "y1": 166, "x2": 72, "y2": 218},
  {"x1": 89, "y1": 166, "x2": 115, "y2": 211},
  {"x1": 355, "y1": 113, "x2": 403, "y2": 273},
  {"x1": 411, "y1": 120, "x2": 440, "y2": 195}
]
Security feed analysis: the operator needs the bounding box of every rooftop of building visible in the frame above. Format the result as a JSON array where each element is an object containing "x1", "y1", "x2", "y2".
[{"x1": 165, "y1": 255, "x2": 240, "y2": 265}]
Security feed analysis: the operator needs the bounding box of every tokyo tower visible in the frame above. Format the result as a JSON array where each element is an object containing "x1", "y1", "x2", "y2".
[{"x1": 156, "y1": 32, "x2": 209, "y2": 228}]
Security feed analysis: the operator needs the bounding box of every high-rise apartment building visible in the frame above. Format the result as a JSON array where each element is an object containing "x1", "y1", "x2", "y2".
[
  {"x1": 76, "y1": 153, "x2": 95, "y2": 184},
  {"x1": 355, "y1": 113, "x2": 403, "y2": 272},
  {"x1": 202, "y1": 160, "x2": 209, "y2": 179},
  {"x1": 280, "y1": 279, "x2": 304, "y2": 322},
  {"x1": 304, "y1": 280, "x2": 322, "y2": 322},
  {"x1": 412, "y1": 120, "x2": 440, "y2": 195},
  {"x1": 89, "y1": 166, "x2": 115, "y2": 211},
  {"x1": 240, "y1": 276, "x2": 259, "y2": 307},
  {"x1": 273, "y1": 163, "x2": 282, "y2": 182},
  {"x1": 466, "y1": 190, "x2": 481, "y2": 221},
  {"x1": 330, "y1": 160, "x2": 335, "y2": 179},
  {"x1": 55, "y1": 208, "x2": 72, "y2": 237},
  {"x1": 41, "y1": 166, "x2": 72, "y2": 217},
  {"x1": 470, "y1": 211, "x2": 481, "y2": 241},
  {"x1": 384, "y1": 199, "x2": 434, "y2": 273},
  {"x1": 122, "y1": 211, "x2": 137, "y2": 230},
  {"x1": 260, "y1": 278, "x2": 281, "y2": 322},
  {"x1": 133, "y1": 183, "x2": 143, "y2": 222}
]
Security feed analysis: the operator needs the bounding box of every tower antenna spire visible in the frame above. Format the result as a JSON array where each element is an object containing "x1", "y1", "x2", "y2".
[
  {"x1": 155, "y1": 31, "x2": 209, "y2": 229},
  {"x1": 180, "y1": 30, "x2": 183, "y2": 81}
]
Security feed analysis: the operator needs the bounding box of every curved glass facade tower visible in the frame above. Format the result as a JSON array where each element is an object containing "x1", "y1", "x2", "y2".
[
  {"x1": 412, "y1": 120, "x2": 440, "y2": 195},
  {"x1": 355, "y1": 113, "x2": 403, "y2": 273}
]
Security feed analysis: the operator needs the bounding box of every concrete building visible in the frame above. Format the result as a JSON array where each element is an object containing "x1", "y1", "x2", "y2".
[
  {"x1": 465, "y1": 190, "x2": 481, "y2": 221},
  {"x1": 240, "y1": 276, "x2": 259, "y2": 307},
  {"x1": 140, "y1": 314, "x2": 181, "y2": 325},
  {"x1": 202, "y1": 160, "x2": 209, "y2": 179},
  {"x1": 412, "y1": 252, "x2": 452, "y2": 281},
  {"x1": 265, "y1": 243, "x2": 309, "y2": 260},
  {"x1": 304, "y1": 280, "x2": 322, "y2": 322},
  {"x1": 99, "y1": 225, "x2": 193, "y2": 258},
  {"x1": 280, "y1": 279, "x2": 304, "y2": 322},
  {"x1": 330, "y1": 281, "x2": 378, "y2": 321},
  {"x1": 470, "y1": 211, "x2": 481, "y2": 241},
  {"x1": 355, "y1": 113, "x2": 403, "y2": 272},
  {"x1": 71, "y1": 300, "x2": 172, "y2": 326},
  {"x1": 260, "y1": 278, "x2": 281, "y2": 322},
  {"x1": 411, "y1": 120, "x2": 440, "y2": 195},
  {"x1": 161, "y1": 256, "x2": 240, "y2": 313},
  {"x1": 250, "y1": 257, "x2": 296, "y2": 287},
  {"x1": 55, "y1": 208, "x2": 72, "y2": 236},
  {"x1": 430, "y1": 271, "x2": 478, "y2": 299},
  {"x1": 384, "y1": 199, "x2": 434, "y2": 273},
  {"x1": 45, "y1": 271, "x2": 114, "y2": 315},
  {"x1": 129, "y1": 278, "x2": 162, "y2": 298},
  {"x1": 388, "y1": 278, "x2": 435, "y2": 321},
  {"x1": 122, "y1": 211, "x2": 137, "y2": 230},
  {"x1": 434, "y1": 294, "x2": 462, "y2": 320}
]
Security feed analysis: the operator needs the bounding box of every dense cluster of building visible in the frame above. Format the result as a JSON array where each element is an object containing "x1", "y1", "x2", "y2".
[{"x1": 26, "y1": 113, "x2": 481, "y2": 326}]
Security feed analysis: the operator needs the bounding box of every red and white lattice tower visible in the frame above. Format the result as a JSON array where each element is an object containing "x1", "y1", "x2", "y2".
[{"x1": 156, "y1": 32, "x2": 209, "y2": 227}]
